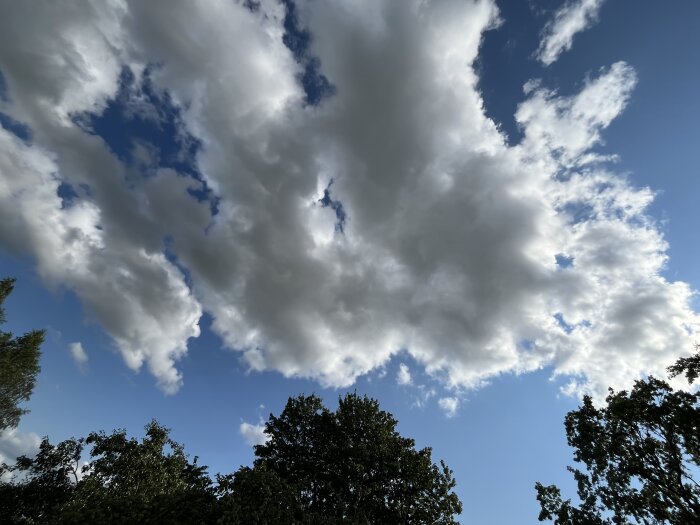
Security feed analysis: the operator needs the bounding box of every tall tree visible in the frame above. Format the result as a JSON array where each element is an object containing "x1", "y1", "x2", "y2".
[
  {"x1": 0, "y1": 278, "x2": 43, "y2": 430},
  {"x1": 220, "y1": 393, "x2": 463, "y2": 524},
  {"x1": 536, "y1": 350, "x2": 700, "y2": 524}
]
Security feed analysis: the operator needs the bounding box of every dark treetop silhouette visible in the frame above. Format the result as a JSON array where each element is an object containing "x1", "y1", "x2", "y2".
[
  {"x1": 1, "y1": 393, "x2": 462, "y2": 523},
  {"x1": 218, "y1": 393, "x2": 463, "y2": 524},
  {"x1": 536, "y1": 347, "x2": 700, "y2": 524}
]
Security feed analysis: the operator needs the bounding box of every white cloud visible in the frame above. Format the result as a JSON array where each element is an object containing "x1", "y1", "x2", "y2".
[
  {"x1": 517, "y1": 61, "x2": 637, "y2": 168},
  {"x1": 0, "y1": 127, "x2": 202, "y2": 394},
  {"x1": 396, "y1": 363, "x2": 412, "y2": 386},
  {"x1": 438, "y1": 397, "x2": 460, "y2": 418},
  {"x1": 537, "y1": 0, "x2": 605, "y2": 66},
  {"x1": 0, "y1": 428, "x2": 91, "y2": 483},
  {"x1": 239, "y1": 421, "x2": 269, "y2": 447},
  {"x1": 0, "y1": 428, "x2": 40, "y2": 480},
  {"x1": 412, "y1": 385, "x2": 437, "y2": 409},
  {"x1": 0, "y1": 0, "x2": 696, "y2": 401},
  {"x1": 69, "y1": 342, "x2": 88, "y2": 369}
]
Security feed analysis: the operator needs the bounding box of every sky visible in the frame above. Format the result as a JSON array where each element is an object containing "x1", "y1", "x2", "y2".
[{"x1": 0, "y1": 0, "x2": 699, "y2": 522}]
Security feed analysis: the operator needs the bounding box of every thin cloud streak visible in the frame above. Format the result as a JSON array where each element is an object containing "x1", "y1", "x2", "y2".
[{"x1": 537, "y1": 0, "x2": 605, "y2": 66}]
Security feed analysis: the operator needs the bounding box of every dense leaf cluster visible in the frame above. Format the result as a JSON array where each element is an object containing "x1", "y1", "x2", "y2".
[
  {"x1": 222, "y1": 394, "x2": 463, "y2": 524},
  {"x1": 1, "y1": 421, "x2": 216, "y2": 524}
]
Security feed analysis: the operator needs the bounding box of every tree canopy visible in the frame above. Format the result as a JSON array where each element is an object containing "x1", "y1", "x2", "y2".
[
  {"x1": 0, "y1": 277, "x2": 43, "y2": 430},
  {"x1": 536, "y1": 350, "x2": 700, "y2": 524},
  {"x1": 0, "y1": 421, "x2": 217, "y2": 524},
  {"x1": 219, "y1": 393, "x2": 463, "y2": 524},
  {"x1": 0, "y1": 394, "x2": 461, "y2": 524}
]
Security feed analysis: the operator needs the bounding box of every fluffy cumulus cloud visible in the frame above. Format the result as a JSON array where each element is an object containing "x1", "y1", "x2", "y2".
[
  {"x1": 239, "y1": 421, "x2": 270, "y2": 447},
  {"x1": 69, "y1": 342, "x2": 89, "y2": 369},
  {"x1": 537, "y1": 0, "x2": 606, "y2": 66},
  {"x1": 0, "y1": 0, "x2": 202, "y2": 394},
  {"x1": 0, "y1": 0, "x2": 697, "y2": 400}
]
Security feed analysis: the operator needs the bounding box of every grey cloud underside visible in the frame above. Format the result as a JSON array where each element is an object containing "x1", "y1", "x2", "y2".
[{"x1": 0, "y1": 0, "x2": 696, "y2": 398}]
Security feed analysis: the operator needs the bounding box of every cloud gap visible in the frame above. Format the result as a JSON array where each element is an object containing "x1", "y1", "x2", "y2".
[
  {"x1": 318, "y1": 179, "x2": 347, "y2": 233},
  {"x1": 554, "y1": 254, "x2": 574, "y2": 269},
  {"x1": 281, "y1": 0, "x2": 335, "y2": 106},
  {"x1": 0, "y1": 113, "x2": 31, "y2": 143},
  {"x1": 71, "y1": 66, "x2": 219, "y2": 216}
]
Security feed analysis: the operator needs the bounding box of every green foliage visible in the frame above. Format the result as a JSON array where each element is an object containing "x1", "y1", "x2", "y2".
[
  {"x1": 667, "y1": 344, "x2": 700, "y2": 384},
  {"x1": 536, "y1": 351, "x2": 700, "y2": 524},
  {"x1": 0, "y1": 421, "x2": 216, "y2": 524},
  {"x1": 0, "y1": 278, "x2": 44, "y2": 430},
  {"x1": 63, "y1": 420, "x2": 216, "y2": 524},
  {"x1": 215, "y1": 465, "x2": 302, "y2": 524},
  {"x1": 221, "y1": 393, "x2": 463, "y2": 524},
  {"x1": 0, "y1": 435, "x2": 83, "y2": 522},
  {"x1": 0, "y1": 395, "x2": 459, "y2": 524}
]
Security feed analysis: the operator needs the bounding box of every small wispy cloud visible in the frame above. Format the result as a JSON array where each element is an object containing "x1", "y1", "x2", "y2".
[
  {"x1": 537, "y1": 0, "x2": 605, "y2": 66},
  {"x1": 239, "y1": 421, "x2": 269, "y2": 447},
  {"x1": 438, "y1": 397, "x2": 460, "y2": 418},
  {"x1": 69, "y1": 342, "x2": 88, "y2": 370},
  {"x1": 412, "y1": 386, "x2": 436, "y2": 409},
  {"x1": 396, "y1": 363, "x2": 412, "y2": 386}
]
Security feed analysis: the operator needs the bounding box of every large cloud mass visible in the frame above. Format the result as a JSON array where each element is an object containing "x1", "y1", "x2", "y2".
[{"x1": 0, "y1": 0, "x2": 696, "y2": 398}]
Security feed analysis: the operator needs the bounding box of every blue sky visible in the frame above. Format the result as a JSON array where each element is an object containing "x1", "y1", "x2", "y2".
[{"x1": 1, "y1": 1, "x2": 699, "y2": 523}]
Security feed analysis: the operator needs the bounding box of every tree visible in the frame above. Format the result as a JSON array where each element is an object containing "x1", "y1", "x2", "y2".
[
  {"x1": 0, "y1": 278, "x2": 44, "y2": 430},
  {"x1": 63, "y1": 420, "x2": 216, "y2": 524},
  {"x1": 535, "y1": 350, "x2": 700, "y2": 524},
  {"x1": 0, "y1": 421, "x2": 216, "y2": 524},
  {"x1": 0, "y1": 435, "x2": 83, "y2": 522},
  {"x1": 220, "y1": 393, "x2": 463, "y2": 524},
  {"x1": 0, "y1": 387, "x2": 460, "y2": 522}
]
